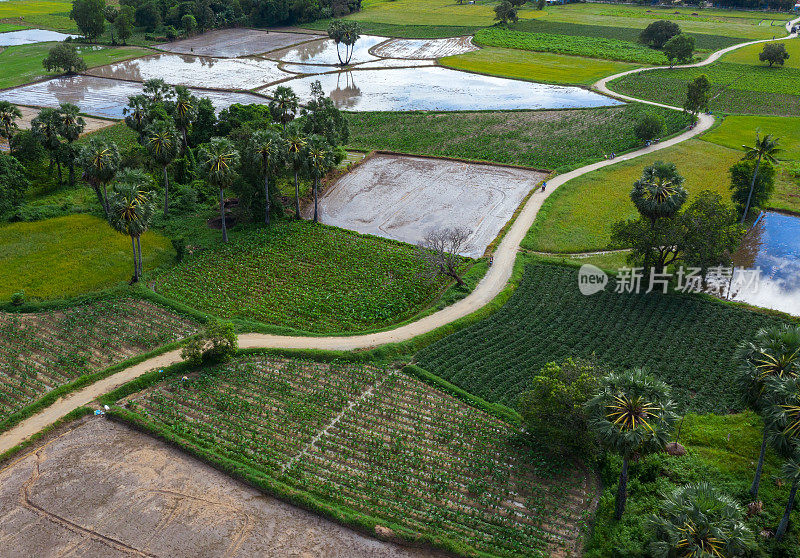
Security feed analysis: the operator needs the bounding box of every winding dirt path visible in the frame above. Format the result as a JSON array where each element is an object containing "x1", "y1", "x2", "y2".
[{"x1": 2, "y1": 20, "x2": 798, "y2": 455}]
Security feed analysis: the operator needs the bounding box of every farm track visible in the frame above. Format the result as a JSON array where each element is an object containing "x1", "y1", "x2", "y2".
[{"x1": 1, "y1": 18, "x2": 799, "y2": 456}]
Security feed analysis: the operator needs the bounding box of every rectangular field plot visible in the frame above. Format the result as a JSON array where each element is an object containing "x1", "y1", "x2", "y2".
[
  {"x1": 156, "y1": 29, "x2": 322, "y2": 58},
  {"x1": 0, "y1": 298, "x2": 197, "y2": 423},
  {"x1": 123, "y1": 356, "x2": 595, "y2": 557},
  {"x1": 0, "y1": 75, "x2": 268, "y2": 119},
  {"x1": 371, "y1": 36, "x2": 478, "y2": 59},
  {"x1": 313, "y1": 154, "x2": 547, "y2": 257},
  {"x1": 86, "y1": 53, "x2": 286, "y2": 90}
]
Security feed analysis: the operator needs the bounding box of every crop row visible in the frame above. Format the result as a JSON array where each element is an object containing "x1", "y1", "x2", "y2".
[
  {"x1": 0, "y1": 298, "x2": 197, "y2": 421},
  {"x1": 416, "y1": 264, "x2": 781, "y2": 413},
  {"x1": 126, "y1": 357, "x2": 593, "y2": 558}
]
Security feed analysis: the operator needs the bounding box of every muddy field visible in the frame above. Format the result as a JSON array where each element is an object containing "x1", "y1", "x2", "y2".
[
  {"x1": 0, "y1": 105, "x2": 113, "y2": 149},
  {"x1": 271, "y1": 35, "x2": 386, "y2": 66},
  {"x1": 0, "y1": 418, "x2": 441, "y2": 558},
  {"x1": 156, "y1": 29, "x2": 321, "y2": 58},
  {"x1": 0, "y1": 76, "x2": 268, "y2": 119},
  {"x1": 0, "y1": 29, "x2": 75, "y2": 46},
  {"x1": 371, "y1": 37, "x2": 477, "y2": 59},
  {"x1": 310, "y1": 154, "x2": 547, "y2": 257}
]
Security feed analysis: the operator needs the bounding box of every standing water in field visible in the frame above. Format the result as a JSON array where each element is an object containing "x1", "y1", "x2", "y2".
[{"x1": 0, "y1": 29, "x2": 76, "y2": 46}]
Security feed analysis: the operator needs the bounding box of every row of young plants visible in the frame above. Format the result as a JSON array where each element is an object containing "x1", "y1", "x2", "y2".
[
  {"x1": 415, "y1": 263, "x2": 785, "y2": 413},
  {"x1": 121, "y1": 355, "x2": 594, "y2": 558},
  {"x1": 0, "y1": 297, "x2": 197, "y2": 422}
]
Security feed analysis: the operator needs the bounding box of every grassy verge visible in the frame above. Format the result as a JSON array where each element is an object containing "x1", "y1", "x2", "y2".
[{"x1": 347, "y1": 105, "x2": 690, "y2": 173}]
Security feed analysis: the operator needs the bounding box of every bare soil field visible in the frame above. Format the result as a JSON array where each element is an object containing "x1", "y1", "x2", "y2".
[
  {"x1": 0, "y1": 418, "x2": 441, "y2": 558},
  {"x1": 156, "y1": 29, "x2": 322, "y2": 58},
  {"x1": 308, "y1": 154, "x2": 547, "y2": 257},
  {"x1": 371, "y1": 37, "x2": 477, "y2": 59}
]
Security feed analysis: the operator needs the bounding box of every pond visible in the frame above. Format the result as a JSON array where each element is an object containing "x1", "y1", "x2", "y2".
[
  {"x1": 0, "y1": 29, "x2": 76, "y2": 46},
  {"x1": 260, "y1": 66, "x2": 623, "y2": 111},
  {"x1": 273, "y1": 35, "x2": 386, "y2": 65},
  {"x1": 726, "y1": 210, "x2": 800, "y2": 316}
]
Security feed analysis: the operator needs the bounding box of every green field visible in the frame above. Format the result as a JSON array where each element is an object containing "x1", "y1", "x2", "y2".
[
  {"x1": 440, "y1": 46, "x2": 639, "y2": 86},
  {"x1": 0, "y1": 42, "x2": 150, "y2": 89},
  {"x1": 608, "y1": 40, "x2": 800, "y2": 117},
  {"x1": 0, "y1": 0, "x2": 77, "y2": 31},
  {"x1": 116, "y1": 355, "x2": 591, "y2": 558},
  {"x1": 154, "y1": 221, "x2": 466, "y2": 334},
  {"x1": 524, "y1": 139, "x2": 743, "y2": 253},
  {"x1": 416, "y1": 263, "x2": 781, "y2": 413},
  {"x1": 346, "y1": 105, "x2": 690, "y2": 172},
  {"x1": 0, "y1": 215, "x2": 175, "y2": 300},
  {"x1": 0, "y1": 298, "x2": 196, "y2": 425},
  {"x1": 0, "y1": 23, "x2": 27, "y2": 33},
  {"x1": 701, "y1": 115, "x2": 800, "y2": 161}
]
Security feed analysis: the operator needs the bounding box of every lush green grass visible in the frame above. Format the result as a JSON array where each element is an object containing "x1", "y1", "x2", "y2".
[
  {"x1": 701, "y1": 115, "x2": 800, "y2": 161},
  {"x1": 524, "y1": 139, "x2": 742, "y2": 253},
  {"x1": 300, "y1": 20, "x2": 483, "y2": 38},
  {"x1": 587, "y1": 411, "x2": 798, "y2": 557},
  {"x1": 0, "y1": 215, "x2": 175, "y2": 300},
  {"x1": 346, "y1": 105, "x2": 690, "y2": 173},
  {"x1": 0, "y1": 0, "x2": 76, "y2": 31},
  {"x1": 0, "y1": 23, "x2": 27, "y2": 33},
  {"x1": 440, "y1": 46, "x2": 640, "y2": 86},
  {"x1": 0, "y1": 42, "x2": 150, "y2": 89},
  {"x1": 154, "y1": 221, "x2": 464, "y2": 334},
  {"x1": 608, "y1": 40, "x2": 800, "y2": 117},
  {"x1": 339, "y1": 0, "x2": 542, "y2": 27},
  {"x1": 473, "y1": 28, "x2": 667, "y2": 65},
  {"x1": 118, "y1": 355, "x2": 588, "y2": 558},
  {"x1": 416, "y1": 263, "x2": 783, "y2": 413},
  {"x1": 725, "y1": 38, "x2": 800, "y2": 69}
]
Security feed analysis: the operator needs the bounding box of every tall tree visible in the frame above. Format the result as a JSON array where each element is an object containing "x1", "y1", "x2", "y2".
[
  {"x1": 145, "y1": 119, "x2": 180, "y2": 215},
  {"x1": 172, "y1": 85, "x2": 198, "y2": 151},
  {"x1": 77, "y1": 139, "x2": 120, "y2": 216},
  {"x1": 301, "y1": 80, "x2": 349, "y2": 146},
  {"x1": 143, "y1": 78, "x2": 174, "y2": 106},
  {"x1": 729, "y1": 159, "x2": 775, "y2": 220},
  {"x1": 0, "y1": 101, "x2": 22, "y2": 146},
  {"x1": 70, "y1": 0, "x2": 106, "y2": 42},
  {"x1": 269, "y1": 86, "x2": 299, "y2": 130},
  {"x1": 0, "y1": 152, "x2": 30, "y2": 218},
  {"x1": 586, "y1": 368, "x2": 677, "y2": 520},
  {"x1": 684, "y1": 74, "x2": 711, "y2": 119},
  {"x1": 737, "y1": 325, "x2": 800, "y2": 498},
  {"x1": 493, "y1": 1, "x2": 518, "y2": 26},
  {"x1": 327, "y1": 20, "x2": 362, "y2": 65},
  {"x1": 42, "y1": 43, "x2": 87, "y2": 75},
  {"x1": 283, "y1": 124, "x2": 308, "y2": 219},
  {"x1": 123, "y1": 95, "x2": 152, "y2": 143},
  {"x1": 107, "y1": 169, "x2": 155, "y2": 282},
  {"x1": 663, "y1": 33, "x2": 695, "y2": 66},
  {"x1": 765, "y1": 378, "x2": 800, "y2": 540},
  {"x1": 103, "y1": 6, "x2": 119, "y2": 44},
  {"x1": 56, "y1": 102, "x2": 85, "y2": 187},
  {"x1": 31, "y1": 108, "x2": 63, "y2": 185},
  {"x1": 114, "y1": 6, "x2": 135, "y2": 45},
  {"x1": 630, "y1": 161, "x2": 688, "y2": 225},
  {"x1": 306, "y1": 135, "x2": 336, "y2": 223},
  {"x1": 739, "y1": 133, "x2": 781, "y2": 224},
  {"x1": 199, "y1": 137, "x2": 239, "y2": 242},
  {"x1": 639, "y1": 20, "x2": 681, "y2": 49},
  {"x1": 247, "y1": 127, "x2": 283, "y2": 226},
  {"x1": 759, "y1": 42, "x2": 790, "y2": 67}
]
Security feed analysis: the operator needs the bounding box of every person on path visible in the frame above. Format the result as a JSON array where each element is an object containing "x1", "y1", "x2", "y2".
[{"x1": 541, "y1": 181, "x2": 547, "y2": 192}]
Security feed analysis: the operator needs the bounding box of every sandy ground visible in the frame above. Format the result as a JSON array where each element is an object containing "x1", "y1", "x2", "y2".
[
  {"x1": 308, "y1": 154, "x2": 546, "y2": 258},
  {"x1": 371, "y1": 37, "x2": 477, "y2": 60},
  {"x1": 0, "y1": 418, "x2": 441, "y2": 558},
  {"x1": 0, "y1": 105, "x2": 114, "y2": 149},
  {"x1": 156, "y1": 29, "x2": 322, "y2": 58}
]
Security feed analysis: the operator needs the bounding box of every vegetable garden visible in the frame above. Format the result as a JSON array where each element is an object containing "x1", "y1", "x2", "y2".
[
  {"x1": 415, "y1": 263, "x2": 784, "y2": 414},
  {"x1": 120, "y1": 356, "x2": 596, "y2": 558},
  {"x1": 0, "y1": 297, "x2": 197, "y2": 423}
]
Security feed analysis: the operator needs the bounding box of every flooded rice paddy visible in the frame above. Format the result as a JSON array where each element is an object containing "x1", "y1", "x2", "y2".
[
  {"x1": 273, "y1": 34, "x2": 386, "y2": 65},
  {"x1": 155, "y1": 28, "x2": 322, "y2": 58},
  {"x1": 371, "y1": 37, "x2": 478, "y2": 59},
  {"x1": 0, "y1": 29, "x2": 75, "y2": 46}
]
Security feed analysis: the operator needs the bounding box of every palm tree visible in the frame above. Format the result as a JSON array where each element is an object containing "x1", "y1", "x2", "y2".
[
  {"x1": 648, "y1": 482, "x2": 755, "y2": 558},
  {"x1": 123, "y1": 95, "x2": 151, "y2": 143},
  {"x1": 269, "y1": 86, "x2": 298, "y2": 130},
  {"x1": 283, "y1": 124, "x2": 308, "y2": 219},
  {"x1": 172, "y1": 85, "x2": 197, "y2": 151},
  {"x1": 737, "y1": 324, "x2": 800, "y2": 498},
  {"x1": 0, "y1": 101, "x2": 22, "y2": 145},
  {"x1": 247, "y1": 127, "x2": 283, "y2": 226},
  {"x1": 740, "y1": 133, "x2": 781, "y2": 224},
  {"x1": 586, "y1": 368, "x2": 678, "y2": 520},
  {"x1": 777, "y1": 451, "x2": 800, "y2": 542},
  {"x1": 199, "y1": 137, "x2": 239, "y2": 243},
  {"x1": 31, "y1": 108, "x2": 63, "y2": 185},
  {"x1": 76, "y1": 139, "x2": 120, "y2": 217},
  {"x1": 107, "y1": 169, "x2": 155, "y2": 282},
  {"x1": 56, "y1": 102, "x2": 85, "y2": 187},
  {"x1": 630, "y1": 161, "x2": 688, "y2": 225},
  {"x1": 145, "y1": 119, "x2": 180, "y2": 216},
  {"x1": 306, "y1": 135, "x2": 336, "y2": 223},
  {"x1": 765, "y1": 379, "x2": 800, "y2": 540}
]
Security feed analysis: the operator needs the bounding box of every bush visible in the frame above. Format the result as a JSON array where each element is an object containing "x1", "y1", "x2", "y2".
[
  {"x1": 10, "y1": 290, "x2": 25, "y2": 306},
  {"x1": 759, "y1": 42, "x2": 790, "y2": 67},
  {"x1": 729, "y1": 159, "x2": 775, "y2": 217},
  {"x1": 181, "y1": 320, "x2": 238, "y2": 366},
  {"x1": 9, "y1": 130, "x2": 45, "y2": 165},
  {"x1": 639, "y1": 20, "x2": 681, "y2": 49},
  {"x1": 0, "y1": 152, "x2": 30, "y2": 219},
  {"x1": 634, "y1": 113, "x2": 665, "y2": 142}
]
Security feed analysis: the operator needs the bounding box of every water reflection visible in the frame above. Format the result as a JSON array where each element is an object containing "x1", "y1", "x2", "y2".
[
  {"x1": 276, "y1": 35, "x2": 385, "y2": 65},
  {"x1": 0, "y1": 29, "x2": 76, "y2": 46},
  {"x1": 328, "y1": 72, "x2": 362, "y2": 110}
]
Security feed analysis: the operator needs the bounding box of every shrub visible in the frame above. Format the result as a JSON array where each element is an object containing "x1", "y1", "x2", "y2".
[
  {"x1": 634, "y1": 113, "x2": 665, "y2": 142},
  {"x1": 639, "y1": 20, "x2": 681, "y2": 49},
  {"x1": 181, "y1": 320, "x2": 238, "y2": 366},
  {"x1": 729, "y1": 159, "x2": 775, "y2": 215},
  {"x1": 10, "y1": 290, "x2": 25, "y2": 306},
  {"x1": 0, "y1": 152, "x2": 29, "y2": 218}
]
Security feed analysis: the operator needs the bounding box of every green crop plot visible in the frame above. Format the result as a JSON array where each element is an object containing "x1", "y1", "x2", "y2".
[
  {"x1": 416, "y1": 263, "x2": 782, "y2": 413},
  {"x1": 154, "y1": 221, "x2": 463, "y2": 334},
  {"x1": 120, "y1": 356, "x2": 594, "y2": 558},
  {"x1": 0, "y1": 0, "x2": 76, "y2": 31},
  {"x1": 701, "y1": 115, "x2": 800, "y2": 161},
  {"x1": 0, "y1": 215, "x2": 174, "y2": 300}
]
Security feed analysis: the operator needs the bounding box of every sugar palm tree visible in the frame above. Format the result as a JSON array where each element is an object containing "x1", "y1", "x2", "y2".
[
  {"x1": 76, "y1": 139, "x2": 120, "y2": 217},
  {"x1": 740, "y1": 133, "x2": 781, "y2": 224},
  {"x1": 586, "y1": 368, "x2": 678, "y2": 520},
  {"x1": 56, "y1": 102, "x2": 85, "y2": 187},
  {"x1": 145, "y1": 119, "x2": 180, "y2": 215},
  {"x1": 199, "y1": 137, "x2": 239, "y2": 243},
  {"x1": 172, "y1": 85, "x2": 197, "y2": 151},
  {"x1": 630, "y1": 161, "x2": 688, "y2": 225},
  {"x1": 269, "y1": 86, "x2": 298, "y2": 130},
  {"x1": 736, "y1": 324, "x2": 800, "y2": 497},
  {"x1": 107, "y1": 169, "x2": 155, "y2": 282},
  {"x1": 306, "y1": 135, "x2": 336, "y2": 223},
  {"x1": 123, "y1": 95, "x2": 151, "y2": 143},
  {"x1": 247, "y1": 127, "x2": 283, "y2": 226},
  {"x1": 0, "y1": 101, "x2": 22, "y2": 145},
  {"x1": 283, "y1": 124, "x2": 308, "y2": 219},
  {"x1": 31, "y1": 107, "x2": 63, "y2": 184},
  {"x1": 648, "y1": 482, "x2": 755, "y2": 558},
  {"x1": 765, "y1": 378, "x2": 800, "y2": 540}
]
